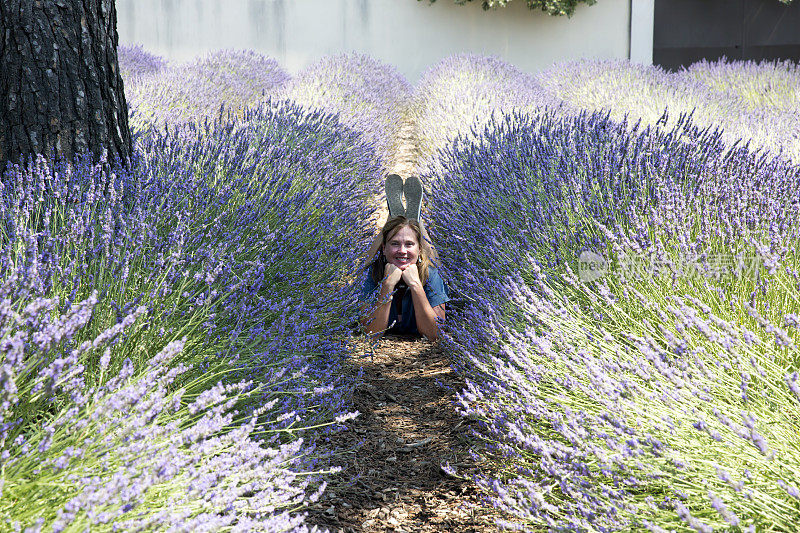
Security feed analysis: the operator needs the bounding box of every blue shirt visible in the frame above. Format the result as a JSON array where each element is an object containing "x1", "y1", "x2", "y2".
[{"x1": 358, "y1": 266, "x2": 450, "y2": 334}]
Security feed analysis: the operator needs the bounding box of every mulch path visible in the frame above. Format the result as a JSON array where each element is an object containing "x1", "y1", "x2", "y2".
[{"x1": 307, "y1": 335, "x2": 502, "y2": 533}]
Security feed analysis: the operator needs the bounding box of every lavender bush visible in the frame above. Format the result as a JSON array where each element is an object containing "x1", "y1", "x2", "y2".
[
  {"x1": 538, "y1": 59, "x2": 704, "y2": 124},
  {"x1": 538, "y1": 58, "x2": 800, "y2": 162},
  {"x1": 278, "y1": 53, "x2": 412, "y2": 170},
  {"x1": 117, "y1": 43, "x2": 168, "y2": 87},
  {"x1": 2, "y1": 99, "x2": 380, "y2": 528},
  {"x1": 409, "y1": 54, "x2": 555, "y2": 173},
  {"x1": 678, "y1": 58, "x2": 800, "y2": 162},
  {"x1": 427, "y1": 109, "x2": 800, "y2": 530},
  {"x1": 127, "y1": 49, "x2": 290, "y2": 127},
  {"x1": 3, "y1": 101, "x2": 379, "y2": 382},
  {"x1": 1, "y1": 293, "x2": 325, "y2": 531},
  {"x1": 682, "y1": 58, "x2": 800, "y2": 112},
  {"x1": 131, "y1": 102, "x2": 380, "y2": 422}
]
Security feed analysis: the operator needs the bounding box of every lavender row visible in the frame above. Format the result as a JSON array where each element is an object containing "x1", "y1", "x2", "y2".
[
  {"x1": 538, "y1": 58, "x2": 800, "y2": 163},
  {"x1": 405, "y1": 55, "x2": 799, "y2": 174},
  {"x1": 120, "y1": 47, "x2": 412, "y2": 169},
  {"x1": 118, "y1": 48, "x2": 800, "y2": 171},
  {"x1": 118, "y1": 43, "x2": 168, "y2": 87},
  {"x1": 125, "y1": 49, "x2": 290, "y2": 127},
  {"x1": 1, "y1": 296, "x2": 325, "y2": 532},
  {"x1": 408, "y1": 54, "x2": 558, "y2": 173},
  {"x1": 426, "y1": 109, "x2": 800, "y2": 530},
  {"x1": 680, "y1": 58, "x2": 800, "y2": 114},
  {"x1": 1, "y1": 101, "x2": 381, "y2": 529}
]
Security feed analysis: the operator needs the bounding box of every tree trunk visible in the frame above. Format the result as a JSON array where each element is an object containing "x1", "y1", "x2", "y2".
[{"x1": 0, "y1": 0, "x2": 132, "y2": 167}]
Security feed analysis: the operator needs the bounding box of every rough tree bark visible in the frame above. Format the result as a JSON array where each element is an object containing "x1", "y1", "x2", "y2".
[{"x1": 0, "y1": 0, "x2": 132, "y2": 167}]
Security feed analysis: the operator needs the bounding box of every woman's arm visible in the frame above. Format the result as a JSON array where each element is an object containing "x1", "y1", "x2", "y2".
[
  {"x1": 360, "y1": 265, "x2": 402, "y2": 335},
  {"x1": 403, "y1": 266, "x2": 445, "y2": 341}
]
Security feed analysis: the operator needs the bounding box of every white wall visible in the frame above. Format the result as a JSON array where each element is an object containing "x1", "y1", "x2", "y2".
[
  {"x1": 117, "y1": 0, "x2": 636, "y2": 81},
  {"x1": 630, "y1": 0, "x2": 654, "y2": 65}
]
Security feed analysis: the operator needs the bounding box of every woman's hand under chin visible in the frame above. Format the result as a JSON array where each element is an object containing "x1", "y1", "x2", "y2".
[
  {"x1": 401, "y1": 264, "x2": 422, "y2": 288},
  {"x1": 384, "y1": 263, "x2": 404, "y2": 288}
]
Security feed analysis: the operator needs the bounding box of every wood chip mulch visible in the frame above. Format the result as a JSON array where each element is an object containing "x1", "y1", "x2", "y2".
[{"x1": 307, "y1": 334, "x2": 504, "y2": 533}]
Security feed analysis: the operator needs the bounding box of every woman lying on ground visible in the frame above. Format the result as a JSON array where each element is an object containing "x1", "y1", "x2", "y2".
[
  {"x1": 358, "y1": 215, "x2": 449, "y2": 341},
  {"x1": 358, "y1": 175, "x2": 449, "y2": 341}
]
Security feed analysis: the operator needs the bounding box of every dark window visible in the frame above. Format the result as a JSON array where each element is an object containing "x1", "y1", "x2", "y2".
[{"x1": 654, "y1": 0, "x2": 800, "y2": 70}]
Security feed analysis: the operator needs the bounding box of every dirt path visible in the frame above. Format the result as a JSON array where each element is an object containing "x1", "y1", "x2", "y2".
[
  {"x1": 372, "y1": 115, "x2": 419, "y2": 231},
  {"x1": 307, "y1": 336, "x2": 500, "y2": 533},
  {"x1": 307, "y1": 112, "x2": 502, "y2": 532}
]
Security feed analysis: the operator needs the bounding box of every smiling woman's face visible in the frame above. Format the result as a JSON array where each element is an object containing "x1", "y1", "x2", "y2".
[{"x1": 383, "y1": 225, "x2": 419, "y2": 269}]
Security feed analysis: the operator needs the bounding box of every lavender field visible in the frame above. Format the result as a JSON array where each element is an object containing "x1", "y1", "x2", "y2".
[{"x1": 1, "y1": 46, "x2": 798, "y2": 531}]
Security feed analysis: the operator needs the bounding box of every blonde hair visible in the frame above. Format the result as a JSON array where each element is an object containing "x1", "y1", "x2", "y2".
[{"x1": 369, "y1": 216, "x2": 433, "y2": 286}]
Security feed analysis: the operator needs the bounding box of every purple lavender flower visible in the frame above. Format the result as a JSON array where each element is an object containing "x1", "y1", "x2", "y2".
[
  {"x1": 279, "y1": 52, "x2": 412, "y2": 170},
  {"x1": 425, "y1": 101, "x2": 800, "y2": 530},
  {"x1": 117, "y1": 44, "x2": 168, "y2": 87},
  {"x1": 539, "y1": 58, "x2": 800, "y2": 163},
  {"x1": 127, "y1": 49, "x2": 290, "y2": 126},
  {"x1": 2, "y1": 59, "x2": 382, "y2": 527},
  {"x1": 411, "y1": 54, "x2": 558, "y2": 173},
  {"x1": 2, "y1": 299, "x2": 322, "y2": 530}
]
